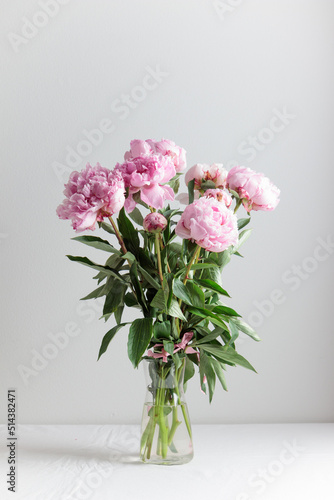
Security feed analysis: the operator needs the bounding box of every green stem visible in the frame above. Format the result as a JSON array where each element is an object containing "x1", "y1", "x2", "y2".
[
  {"x1": 234, "y1": 199, "x2": 242, "y2": 214},
  {"x1": 159, "y1": 234, "x2": 171, "y2": 273},
  {"x1": 108, "y1": 216, "x2": 128, "y2": 258},
  {"x1": 168, "y1": 407, "x2": 181, "y2": 445},
  {"x1": 178, "y1": 245, "x2": 202, "y2": 309},
  {"x1": 183, "y1": 245, "x2": 201, "y2": 285},
  {"x1": 155, "y1": 233, "x2": 164, "y2": 289},
  {"x1": 174, "y1": 363, "x2": 192, "y2": 439}
]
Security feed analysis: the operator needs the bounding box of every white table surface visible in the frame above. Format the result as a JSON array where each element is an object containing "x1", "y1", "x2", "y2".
[{"x1": 1, "y1": 424, "x2": 334, "y2": 499}]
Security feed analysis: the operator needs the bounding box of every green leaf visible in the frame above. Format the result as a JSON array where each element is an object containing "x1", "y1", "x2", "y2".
[
  {"x1": 66, "y1": 255, "x2": 127, "y2": 283},
  {"x1": 98, "y1": 323, "x2": 128, "y2": 360},
  {"x1": 163, "y1": 340, "x2": 175, "y2": 355},
  {"x1": 212, "y1": 305, "x2": 241, "y2": 317},
  {"x1": 124, "y1": 292, "x2": 139, "y2": 308},
  {"x1": 200, "y1": 344, "x2": 257, "y2": 372},
  {"x1": 128, "y1": 207, "x2": 144, "y2": 226},
  {"x1": 219, "y1": 250, "x2": 232, "y2": 269},
  {"x1": 129, "y1": 262, "x2": 148, "y2": 313},
  {"x1": 201, "y1": 180, "x2": 216, "y2": 190},
  {"x1": 173, "y1": 279, "x2": 193, "y2": 305},
  {"x1": 199, "y1": 353, "x2": 216, "y2": 402},
  {"x1": 201, "y1": 265, "x2": 224, "y2": 287},
  {"x1": 229, "y1": 318, "x2": 261, "y2": 341},
  {"x1": 229, "y1": 320, "x2": 239, "y2": 344},
  {"x1": 186, "y1": 281, "x2": 205, "y2": 308},
  {"x1": 127, "y1": 318, "x2": 153, "y2": 367},
  {"x1": 99, "y1": 221, "x2": 115, "y2": 234},
  {"x1": 169, "y1": 242, "x2": 182, "y2": 255},
  {"x1": 103, "y1": 282, "x2": 127, "y2": 316},
  {"x1": 237, "y1": 217, "x2": 251, "y2": 231},
  {"x1": 117, "y1": 207, "x2": 140, "y2": 253},
  {"x1": 150, "y1": 289, "x2": 166, "y2": 310},
  {"x1": 105, "y1": 253, "x2": 123, "y2": 269},
  {"x1": 195, "y1": 279, "x2": 230, "y2": 297},
  {"x1": 138, "y1": 265, "x2": 160, "y2": 290},
  {"x1": 175, "y1": 262, "x2": 218, "y2": 279},
  {"x1": 184, "y1": 357, "x2": 195, "y2": 385},
  {"x1": 193, "y1": 330, "x2": 223, "y2": 345},
  {"x1": 115, "y1": 305, "x2": 124, "y2": 325},
  {"x1": 168, "y1": 175, "x2": 180, "y2": 194},
  {"x1": 232, "y1": 229, "x2": 252, "y2": 254},
  {"x1": 80, "y1": 284, "x2": 106, "y2": 301},
  {"x1": 188, "y1": 178, "x2": 195, "y2": 204},
  {"x1": 229, "y1": 189, "x2": 240, "y2": 199},
  {"x1": 187, "y1": 306, "x2": 229, "y2": 330},
  {"x1": 168, "y1": 299, "x2": 186, "y2": 321},
  {"x1": 71, "y1": 235, "x2": 121, "y2": 254},
  {"x1": 153, "y1": 321, "x2": 172, "y2": 340},
  {"x1": 121, "y1": 252, "x2": 136, "y2": 263},
  {"x1": 210, "y1": 357, "x2": 228, "y2": 391}
]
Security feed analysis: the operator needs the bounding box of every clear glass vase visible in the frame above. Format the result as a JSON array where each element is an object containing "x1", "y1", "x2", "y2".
[{"x1": 140, "y1": 357, "x2": 194, "y2": 465}]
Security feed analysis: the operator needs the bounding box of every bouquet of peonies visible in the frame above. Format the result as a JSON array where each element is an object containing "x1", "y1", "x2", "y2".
[{"x1": 57, "y1": 139, "x2": 280, "y2": 463}]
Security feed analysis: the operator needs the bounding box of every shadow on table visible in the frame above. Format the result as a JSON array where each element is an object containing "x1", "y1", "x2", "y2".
[{"x1": 19, "y1": 443, "x2": 145, "y2": 466}]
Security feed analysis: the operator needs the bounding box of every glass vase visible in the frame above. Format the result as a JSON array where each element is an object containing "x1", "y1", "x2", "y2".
[{"x1": 140, "y1": 357, "x2": 194, "y2": 465}]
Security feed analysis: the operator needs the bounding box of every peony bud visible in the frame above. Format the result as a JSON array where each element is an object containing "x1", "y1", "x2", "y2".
[{"x1": 143, "y1": 213, "x2": 167, "y2": 233}]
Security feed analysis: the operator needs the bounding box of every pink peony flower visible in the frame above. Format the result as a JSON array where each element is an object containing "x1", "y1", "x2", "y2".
[
  {"x1": 56, "y1": 163, "x2": 125, "y2": 232},
  {"x1": 204, "y1": 189, "x2": 232, "y2": 208},
  {"x1": 143, "y1": 213, "x2": 167, "y2": 233},
  {"x1": 125, "y1": 138, "x2": 186, "y2": 172},
  {"x1": 116, "y1": 154, "x2": 175, "y2": 212},
  {"x1": 175, "y1": 197, "x2": 238, "y2": 252},
  {"x1": 226, "y1": 166, "x2": 280, "y2": 212},
  {"x1": 185, "y1": 163, "x2": 228, "y2": 190}
]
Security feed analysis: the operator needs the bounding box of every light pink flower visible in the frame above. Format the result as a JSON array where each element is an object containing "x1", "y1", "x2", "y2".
[
  {"x1": 143, "y1": 213, "x2": 167, "y2": 233},
  {"x1": 116, "y1": 155, "x2": 175, "y2": 212},
  {"x1": 56, "y1": 163, "x2": 125, "y2": 232},
  {"x1": 204, "y1": 189, "x2": 232, "y2": 208},
  {"x1": 175, "y1": 197, "x2": 238, "y2": 252},
  {"x1": 125, "y1": 138, "x2": 186, "y2": 172},
  {"x1": 185, "y1": 163, "x2": 228, "y2": 190},
  {"x1": 226, "y1": 166, "x2": 280, "y2": 212}
]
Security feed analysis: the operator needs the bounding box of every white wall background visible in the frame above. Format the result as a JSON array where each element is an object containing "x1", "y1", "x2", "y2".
[{"x1": 1, "y1": 0, "x2": 333, "y2": 425}]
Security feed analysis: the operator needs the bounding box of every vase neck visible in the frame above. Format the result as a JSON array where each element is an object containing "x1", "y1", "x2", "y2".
[{"x1": 143, "y1": 358, "x2": 186, "y2": 404}]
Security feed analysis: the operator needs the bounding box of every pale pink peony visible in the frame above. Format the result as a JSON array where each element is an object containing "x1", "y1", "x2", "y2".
[
  {"x1": 116, "y1": 154, "x2": 175, "y2": 212},
  {"x1": 125, "y1": 138, "x2": 186, "y2": 172},
  {"x1": 56, "y1": 163, "x2": 125, "y2": 232},
  {"x1": 226, "y1": 166, "x2": 280, "y2": 212},
  {"x1": 204, "y1": 189, "x2": 232, "y2": 208},
  {"x1": 175, "y1": 197, "x2": 238, "y2": 252},
  {"x1": 143, "y1": 213, "x2": 167, "y2": 233},
  {"x1": 185, "y1": 163, "x2": 228, "y2": 190}
]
